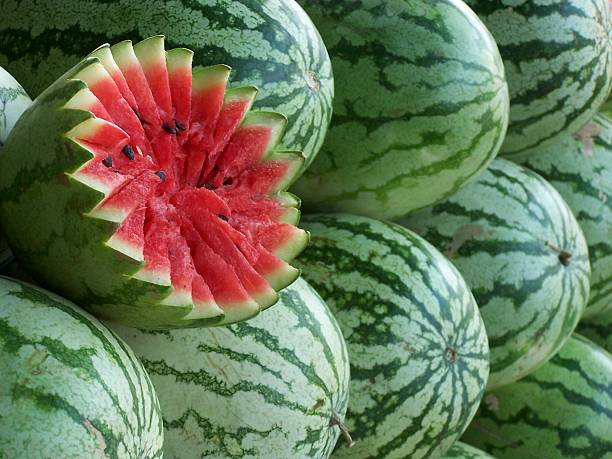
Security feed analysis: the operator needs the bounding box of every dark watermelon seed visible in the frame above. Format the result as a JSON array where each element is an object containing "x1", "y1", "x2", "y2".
[
  {"x1": 122, "y1": 144, "x2": 135, "y2": 160},
  {"x1": 134, "y1": 109, "x2": 149, "y2": 125},
  {"x1": 162, "y1": 123, "x2": 179, "y2": 135},
  {"x1": 222, "y1": 177, "x2": 233, "y2": 186},
  {"x1": 218, "y1": 214, "x2": 229, "y2": 222},
  {"x1": 155, "y1": 171, "x2": 167, "y2": 181},
  {"x1": 102, "y1": 156, "x2": 113, "y2": 167},
  {"x1": 174, "y1": 119, "x2": 187, "y2": 131}
]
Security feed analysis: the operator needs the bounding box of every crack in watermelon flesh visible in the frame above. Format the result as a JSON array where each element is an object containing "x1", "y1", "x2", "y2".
[{"x1": 65, "y1": 36, "x2": 307, "y2": 326}]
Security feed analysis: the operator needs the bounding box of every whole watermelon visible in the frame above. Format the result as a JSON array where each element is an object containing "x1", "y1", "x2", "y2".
[
  {"x1": 110, "y1": 278, "x2": 350, "y2": 459},
  {"x1": 0, "y1": 276, "x2": 163, "y2": 458},
  {"x1": 463, "y1": 334, "x2": 612, "y2": 458},
  {"x1": 291, "y1": 0, "x2": 509, "y2": 220},
  {"x1": 465, "y1": 0, "x2": 612, "y2": 159},
  {"x1": 0, "y1": 65, "x2": 31, "y2": 269},
  {"x1": 440, "y1": 442, "x2": 494, "y2": 459},
  {"x1": 521, "y1": 113, "x2": 612, "y2": 318},
  {"x1": 0, "y1": 0, "x2": 331, "y2": 170},
  {"x1": 294, "y1": 214, "x2": 490, "y2": 459},
  {"x1": 578, "y1": 308, "x2": 612, "y2": 354},
  {"x1": 400, "y1": 159, "x2": 590, "y2": 389}
]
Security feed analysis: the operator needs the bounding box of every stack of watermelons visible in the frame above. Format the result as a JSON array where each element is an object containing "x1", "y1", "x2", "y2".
[{"x1": 0, "y1": 0, "x2": 610, "y2": 457}]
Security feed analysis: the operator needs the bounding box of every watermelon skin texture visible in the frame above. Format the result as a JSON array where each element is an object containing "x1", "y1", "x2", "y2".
[
  {"x1": 577, "y1": 308, "x2": 612, "y2": 354},
  {"x1": 465, "y1": 0, "x2": 612, "y2": 159},
  {"x1": 462, "y1": 334, "x2": 612, "y2": 459},
  {"x1": 0, "y1": 65, "x2": 31, "y2": 145},
  {"x1": 0, "y1": 276, "x2": 163, "y2": 458},
  {"x1": 440, "y1": 442, "x2": 494, "y2": 459},
  {"x1": 521, "y1": 113, "x2": 612, "y2": 318},
  {"x1": 294, "y1": 214, "x2": 490, "y2": 459},
  {"x1": 110, "y1": 277, "x2": 350, "y2": 459},
  {"x1": 400, "y1": 159, "x2": 590, "y2": 389},
  {"x1": 291, "y1": 0, "x2": 509, "y2": 220},
  {"x1": 0, "y1": 66, "x2": 31, "y2": 269},
  {"x1": 0, "y1": 0, "x2": 332, "y2": 172}
]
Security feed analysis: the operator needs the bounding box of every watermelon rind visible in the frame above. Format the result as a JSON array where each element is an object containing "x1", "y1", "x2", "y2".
[
  {"x1": 291, "y1": 0, "x2": 509, "y2": 220},
  {"x1": 0, "y1": 0, "x2": 333, "y2": 172},
  {"x1": 109, "y1": 277, "x2": 350, "y2": 459},
  {"x1": 400, "y1": 159, "x2": 590, "y2": 389},
  {"x1": 440, "y1": 442, "x2": 494, "y2": 459},
  {"x1": 462, "y1": 334, "x2": 612, "y2": 458},
  {"x1": 0, "y1": 66, "x2": 31, "y2": 269},
  {"x1": 294, "y1": 213, "x2": 490, "y2": 459},
  {"x1": 0, "y1": 275, "x2": 163, "y2": 458},
  {"x1": 520, "y1": 113, "x2": 612, "y2": 318},
  {"x1": 0, "y1": 66, "x2": 31, "y2": 145},
  {"x1": 464, "y1": 0, "x2": 612, "y2": 159},
  {"x1": 577, "y1": 308, "x2": 612, "y2": 354}
]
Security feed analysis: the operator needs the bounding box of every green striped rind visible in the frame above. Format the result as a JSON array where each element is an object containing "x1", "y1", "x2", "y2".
[
  {"x1": 577, "y1": 309, "x2": 612, "y2": 354},
  {"x1": 0, "y1": 0, "x2": 332, "y2": 171},
  {"x1": 0, "y1": 59, "x2": 183, "y2": 329},
  {"x1": 294, "y1": 214, "x2": 489, "y2": 459},
  {"x1": 521, "y1": 113, "x2": 612, "y2": 318},
  {"x1": 463, "y1": 334, "x2": 612, "y2": 458},
  {"x1": 291, "y1": 0, "x2": 509, "y2": 220},
  {"x1": 0, "y1": 66, "x2": 31, "y2": 269},
  {"x1": 0, "y1": 276, "x2": 163, "y2": 458},
  {"x1": 0, "y1": 65, "x2": 31, "y2": 145},
  {"x1": 400, "y1": 159, "x2": 590, "y2": 389},
  {"x1": 110, "y1": 278, "x2": 350, "y2": 459},
  {"x1": 440, "y1": 442, "x2": 494, "y2": 459},
  {"x1": 465, "y1": 0, "x2": 612, "y2": 159}
]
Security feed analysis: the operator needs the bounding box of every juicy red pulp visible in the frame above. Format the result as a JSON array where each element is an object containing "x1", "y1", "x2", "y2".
[{"x1": 73, "y1": 41, "x2": 302, "y2": 319}]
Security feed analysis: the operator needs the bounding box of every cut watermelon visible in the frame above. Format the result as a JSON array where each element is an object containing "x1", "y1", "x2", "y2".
[{"x1": 0, "y1": 36, "x2": 308, "y2": 329}]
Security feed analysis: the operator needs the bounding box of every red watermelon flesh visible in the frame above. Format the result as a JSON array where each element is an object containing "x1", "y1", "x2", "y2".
[{"x1": 65, "y1": 36, "x2": 307, "y2": 326}]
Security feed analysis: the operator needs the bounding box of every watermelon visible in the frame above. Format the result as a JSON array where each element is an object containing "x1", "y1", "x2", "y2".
[
  {"x1": 462, "y1": 334, "x2": 612, "y2": 458},
  {"x1": 440, "y1": 442, "x2": 494, "y2": 459},
  {"x1": 464, "y1": 0, "x2": 612, "y2": 159},
  {"x1": 601, "y1": 96, "x2": 612, "y2": 116},
  {"x1": 0, "y1": 36, "x2": 308, "y2": 329},
  {"x1": 0, "y1": 0, "x2": 332, "y2": 172},
  {"x1": 0, "y1": 65, "x2": 31, "y2": 145},
  {"x1": 577, "y1": 309, "x2": 612, "y2": 354},
  {"x1": 520, "y1": 113, "x2": 612, "y2": 318},
  {"x1": 400, "y1": 159, "x2": 590, "y2": 389},
  {"x1": 290, "y1": 0, "x2": 510, "y2": 220},
  {"x1": 0, "y1": 66, "x2": 31, "y2": 269},
  {"x1": 109, "y1": 277, "x2": 350, "y2": 459},
  {"x1": 294, "y1": 214, "x2": 490, "y2": 459},
  {"x1": 0, "y1": 276, "x2": 163, "y2": 458}
]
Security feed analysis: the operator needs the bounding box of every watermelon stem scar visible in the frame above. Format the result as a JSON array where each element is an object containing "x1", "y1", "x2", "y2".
[
  {"x1": 0, "y1": 36, "x2": 309, "y2": 329},
  {"x1": 445, "y1": 347, "x2": 458, "y2": 364},
  {"x1": 546, "y1": 241, "x2": 573, "y2": 266},
  {"x1": 330, "y1": 413, "x2": 355, "y2": 448}
]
